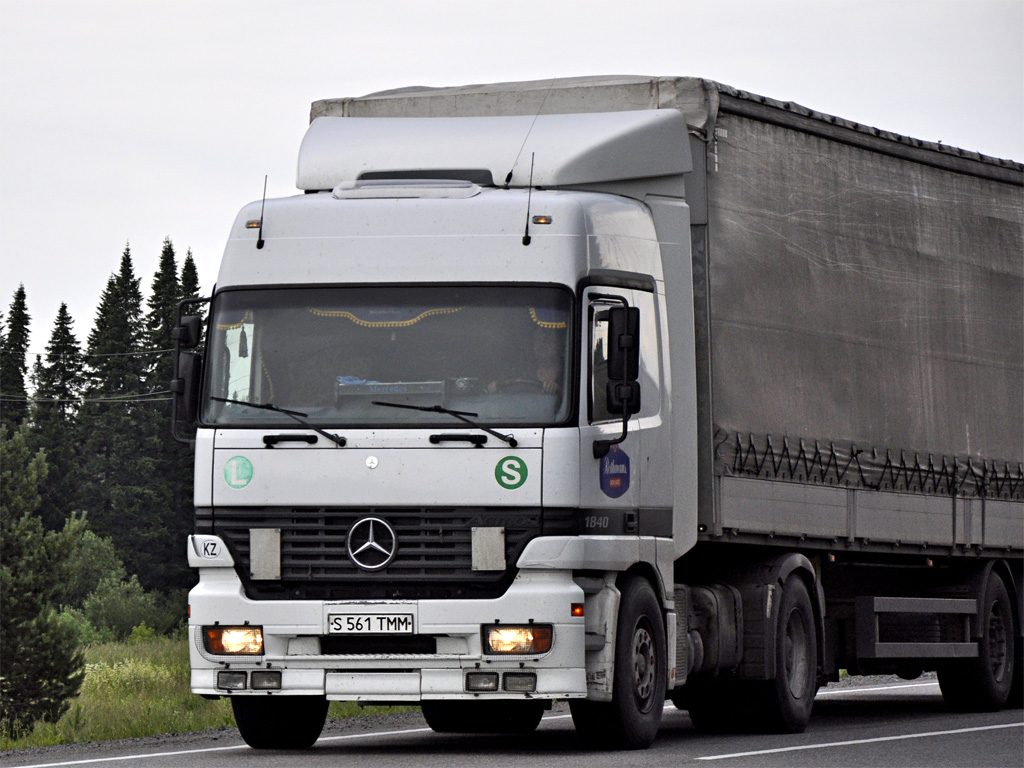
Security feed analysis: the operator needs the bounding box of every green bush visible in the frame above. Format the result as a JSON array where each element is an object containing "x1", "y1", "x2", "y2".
[
  {"x1": 82, "y1": 575, "x2": 161, "y2": 641},
  {"x1": 69, "y1": 572, "x2": 188, "y2": 644},
  {"x1": 127, "y1": 623, "x2": 158, "y2": 644},
  {"x1": 0, "y1": 426, "x2": 85, "y2": 738},
  {"x1": 56, "y1": 524, "x2": 127, "y2": 609},
  {"x1": 151, "y1": 588, "x2": 190, "y2": 636},
  {"x1": 55, "y1": 607, "x2": 115, "y2": 646}
]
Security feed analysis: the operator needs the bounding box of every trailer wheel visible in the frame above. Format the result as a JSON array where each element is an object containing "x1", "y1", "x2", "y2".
[
  {"x1": 421, "y1": 701, "x2": 545, "y2": 734},
  {"x1": 231, "y1": 695, "x2": 328, "y2": 749},
  {"x1": 759, "y1": 575, "x2": 817, "y2": 733},
  {"x1": 570, "y1": 576, "x2": 666, "y2": 749},
  {"x1": 938, "y1": 573, "x2": 1015, "y2": 711}
]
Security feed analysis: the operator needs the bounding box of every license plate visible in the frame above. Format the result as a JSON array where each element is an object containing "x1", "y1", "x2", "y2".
[{"x1": 328, "y1": 613, "x2": 415, "y2": 634}]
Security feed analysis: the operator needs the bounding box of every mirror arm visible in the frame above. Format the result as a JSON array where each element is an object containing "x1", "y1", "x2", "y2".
[{"x1": 593, "y1": 414, "x2": 630, "y2": 459}]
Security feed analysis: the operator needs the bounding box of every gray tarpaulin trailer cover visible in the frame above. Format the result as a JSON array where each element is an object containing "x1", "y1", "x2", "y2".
[
  {"x1": 314, "y1": 75, "x2": 1023, "y2": 540},
  {"x1": 703, "y1": 97, "x2": 1022, "y2": 499}
]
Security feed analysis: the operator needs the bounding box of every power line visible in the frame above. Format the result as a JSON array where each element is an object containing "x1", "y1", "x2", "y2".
[
  {"x1": 0, "y1": 390, "x2": 173, "y2": 404},
  {"x1": 85, "y1": 348, "x2": 174, "y2": 358}
]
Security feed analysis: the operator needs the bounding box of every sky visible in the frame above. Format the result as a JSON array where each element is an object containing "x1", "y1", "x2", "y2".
[{"x1": 1, "y1": 0, "x2": 1022, "y2": 359}]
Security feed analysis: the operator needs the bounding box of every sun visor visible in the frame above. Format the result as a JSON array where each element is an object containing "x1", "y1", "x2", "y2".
[{"x1": 296, "y1": 110, "x2": 691, "y2": 191}]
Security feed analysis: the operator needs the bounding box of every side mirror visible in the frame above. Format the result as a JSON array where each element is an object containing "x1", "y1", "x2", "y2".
[
  {"x1": 606, "y1": 306, "x2": 640, "y2": 381},
  {"x1": 171, "y1": 351, "x2": 202, "y2": 441},
  {"x1": 594, "y1": 304, "x2": 642, "y2": 458},
  {"x1": 172, "y1": 315, "x2": 203, "y2": 349}
]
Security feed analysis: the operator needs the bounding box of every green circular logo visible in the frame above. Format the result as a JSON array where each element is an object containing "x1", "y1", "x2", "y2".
[
  {"x1": 495, "y1": 456, "x2": 528, "y2": 490},
  {"x1": 224, "y1": 456, "x2": 254, "y2": 489}
]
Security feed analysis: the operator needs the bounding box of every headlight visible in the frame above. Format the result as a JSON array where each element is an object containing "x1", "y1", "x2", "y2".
[
  {"x1": 483, "y1": 624, "x2": 552, "y2": 654},
  {"x1": 203, "y1": 626, "x2": 264, "y2": 655}
]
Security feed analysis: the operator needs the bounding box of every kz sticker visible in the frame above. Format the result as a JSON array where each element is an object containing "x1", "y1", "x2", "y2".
[
  {"x1": 600, "y1": 445, "x2": 630, "y2": 498},
  {"x1": 200, "y1": 539, "x2": 221, "y2": 558},
  {"x1": 224, "y1": 456, "x2": 254, "y2": 489}
]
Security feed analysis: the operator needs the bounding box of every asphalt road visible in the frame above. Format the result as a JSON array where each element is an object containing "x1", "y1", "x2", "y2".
[{"x1": 2, "y1": 678, "x2": 1021, "y2": 768}]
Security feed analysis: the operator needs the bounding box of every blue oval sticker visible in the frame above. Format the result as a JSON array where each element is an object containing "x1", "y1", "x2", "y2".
[{"x1": 600, "y1": 445, "x2": 630, "y2": 498}]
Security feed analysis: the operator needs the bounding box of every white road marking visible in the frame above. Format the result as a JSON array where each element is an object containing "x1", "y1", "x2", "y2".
[
  {"x1": 695, "y1": 722, "x2": 1024, "y2": 761},
  {"x1": 7, "y1": 744, "x2": 250, "y2": 768},
  {"x1": 816, "y1": 680, "x2": 939, "y2": 696},
  {"x1": 8, "y1": 718, "x2": 577, "y2": 768},
  {"x1": 6, "y1": 684, "x2": 1004, "y2": 768}
]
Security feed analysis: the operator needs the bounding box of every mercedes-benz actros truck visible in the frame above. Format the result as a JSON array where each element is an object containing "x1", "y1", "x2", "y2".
[{"x1": 172, "y1": 76, "x2": 1023, "y2": 750}]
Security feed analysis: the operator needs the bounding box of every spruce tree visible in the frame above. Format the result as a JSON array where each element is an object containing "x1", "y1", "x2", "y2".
[
  {"x1": 77, "y1": 245, "x2": 167, "y2": 589},
  {"x1": 0, "y1": 285, "x2": 31, "y2": 434},
  {"x1": 143, "y1": 238, "x2": 193, "y2": 589},
  {"x1": 84, "y1": 245, "x2": 144, "y2": 396},
  {"x1": 171, "y1": 247, "x2": 204, "y2": 590},
  {"x1": 180, "y1": 249, "x2": 201, "y2": 305},
  {"x1": 30, "y1": 303, "x2": 85, "y2": 530},
  {"x1": 146, "y1": 237, "x2": 180, "y2": 393},
  {"x1": 0, "y1": 425, "x2": 85, "y2": 737}
]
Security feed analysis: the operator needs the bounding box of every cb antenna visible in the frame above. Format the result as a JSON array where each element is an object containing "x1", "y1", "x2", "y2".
[
  {"x1": 504, "y1": 78, "x2": 555, "y2": 189},
  {"x1": 256, "y1": 175, "x2": 267, "y2": 249},
  {"x1": 522, "y1": 153, "x2": 535, "y2": 246}
]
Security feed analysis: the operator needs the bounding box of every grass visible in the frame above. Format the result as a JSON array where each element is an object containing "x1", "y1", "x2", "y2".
[{"x1": 0, "y1": 637, "x2": 415, "y2": 750}]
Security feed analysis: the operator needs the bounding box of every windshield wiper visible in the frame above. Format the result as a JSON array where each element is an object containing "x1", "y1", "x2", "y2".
[
  {"x1": 211, "y1": 397, "x2": 347, "y2": 447},
  {"x1": 372, "y1": 401, "x2": 518, "y2": 448}
]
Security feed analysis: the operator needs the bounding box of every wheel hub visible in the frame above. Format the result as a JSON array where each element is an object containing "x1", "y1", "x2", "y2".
[
  {"x1": 988, "y1": 602, "x2": 1008, "y2": 681},
  {"x1": 633, "y1": 626, "x2": 655, "y2": 706},
  {"x1": 783, "y1": 607, "x2": 811, "y2": 698}
]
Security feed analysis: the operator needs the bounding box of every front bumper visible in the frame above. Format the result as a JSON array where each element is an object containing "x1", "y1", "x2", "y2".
[{"x1": 189, "y1": 565, "x2": 587, "y2": 702}]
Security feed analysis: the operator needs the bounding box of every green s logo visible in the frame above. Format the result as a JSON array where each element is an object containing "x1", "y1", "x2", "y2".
[{"x1": 495, "y1": 456, "x2": 528, "y2": 490}]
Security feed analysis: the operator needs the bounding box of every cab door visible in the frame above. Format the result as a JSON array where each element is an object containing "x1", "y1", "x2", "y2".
[{"x1": 578, "y1": 287, "x2": 654, "y2": 529}]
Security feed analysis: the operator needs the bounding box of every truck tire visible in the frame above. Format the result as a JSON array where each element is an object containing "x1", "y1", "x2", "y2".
[
  {"x1": 758, "y1": 575, "x2": 817, "y2": 733},
  {"x1": 231, "y1": 695, "x2": 328, "y2": 749},
  {"x1": 570, "y1": 576, "x2": 666, "y2": 749},
  {"x1": 938, "y1": 573, "x2": 1015, "y2": 711},
  {"x1": 421, "y1": 701, "x2": 545, "y2": 734}
]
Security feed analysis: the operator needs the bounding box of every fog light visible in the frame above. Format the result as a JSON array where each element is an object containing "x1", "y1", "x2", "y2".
[
  {"x1": 466, "y1": 672, "x2": 500, "y2": 691},
  {"x1": 503, "y1": 672, "x2": 537, "y2": 692},
  {"x1": 204, "y1": 626, "x2": 263, "y2": 655},
  {"x1": 217, "y1": 671, "x2": 247, "y2": 690},
  {"x1": 251, "y1": 671, "x2": 282, "y2": 690},
  {"x1": 483, "y1": 625, "x2": 552, "y2": 654}
]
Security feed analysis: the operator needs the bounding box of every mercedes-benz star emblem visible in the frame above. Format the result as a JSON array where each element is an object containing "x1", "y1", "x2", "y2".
[{"x1": 346, "y1": 517, "x2": 398, "y2": 571}]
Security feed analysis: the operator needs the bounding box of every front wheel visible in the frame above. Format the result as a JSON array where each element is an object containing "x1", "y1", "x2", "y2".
[
  {"x1": 570, "y1": 576, "x2": 666, "y2": 749},
  {"x1": 938, "y1": 572, "x2": 1016, "y2": 711},
  {"x1": 231, "y1": 695, "x2": 328, "y2": 749}
]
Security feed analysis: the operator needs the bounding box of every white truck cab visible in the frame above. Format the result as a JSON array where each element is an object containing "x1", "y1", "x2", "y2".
[{"x1": 179, "y1": 107, "x2": 697, "y2": 749}]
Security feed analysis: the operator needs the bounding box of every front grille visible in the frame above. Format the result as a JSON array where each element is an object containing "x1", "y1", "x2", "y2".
[{"x1": 197, "y1": 507, "x2": 575, "y2": 600}]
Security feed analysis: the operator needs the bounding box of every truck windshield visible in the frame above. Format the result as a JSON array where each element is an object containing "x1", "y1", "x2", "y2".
[{"x1": 202, "y1": 286, "x2": 573, "y2": 428}]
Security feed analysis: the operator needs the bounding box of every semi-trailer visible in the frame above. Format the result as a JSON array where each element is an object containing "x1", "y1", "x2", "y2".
[{"x1": 173, "y1": 76, "x2": 1023, "y2": 749}]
